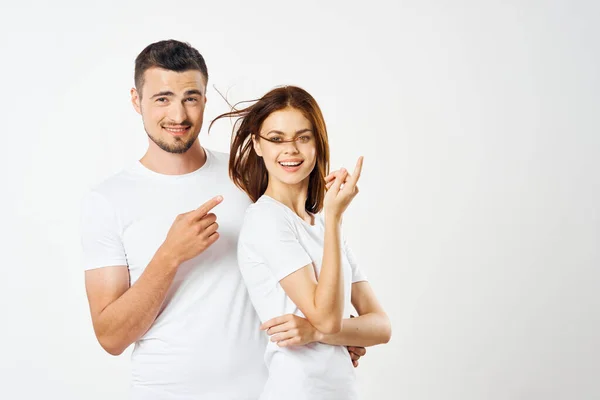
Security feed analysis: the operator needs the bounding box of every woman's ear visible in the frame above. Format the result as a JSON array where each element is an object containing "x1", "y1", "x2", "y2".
[{"x1": 252, "y1": 134, "x2": 263, "y2": 157}]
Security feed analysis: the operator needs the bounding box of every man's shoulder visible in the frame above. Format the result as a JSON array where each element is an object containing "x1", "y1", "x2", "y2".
[
  {"x1": 91, "y1": 164, "x2": 138, "y2": 194},
  {"x1": 82, "y1": 163, "x2": 141, "y2": 210},
  {"x1": 205, "y1": 148, "x2": 230, "y2": 168}
]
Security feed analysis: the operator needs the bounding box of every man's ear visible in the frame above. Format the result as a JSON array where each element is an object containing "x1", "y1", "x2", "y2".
[
  {"x1": 131, "y1": 87, "x2": 142, "y2": 115},
  {"x1": 252, "y1": 135, "x2": 263, "y2": 157}
]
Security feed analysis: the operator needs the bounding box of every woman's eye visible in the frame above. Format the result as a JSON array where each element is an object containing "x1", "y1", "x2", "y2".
[
  {"x1": 298, "y1": 136, "x2": 311, "y2": 142},
  {"x1": 269, "y1": 137, "x2": 282, "y2": 142}
]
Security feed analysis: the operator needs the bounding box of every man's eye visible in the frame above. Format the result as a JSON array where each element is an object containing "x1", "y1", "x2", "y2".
[
  {"x1": 186, "y1": 97, "x2": 198, "y2": 102},
  {"x1": 156, "y1": 97, "x2": 168, "y2": 103}
]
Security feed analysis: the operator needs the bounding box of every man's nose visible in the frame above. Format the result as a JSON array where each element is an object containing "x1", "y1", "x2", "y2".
[{"x1": 169, "y1": 102, "x2": 187, "y2": 124}]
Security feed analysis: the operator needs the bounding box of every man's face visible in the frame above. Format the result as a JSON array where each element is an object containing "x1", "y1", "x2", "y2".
[{"x1": 131, "y1": 67, "x2": 207, "y2": 154}]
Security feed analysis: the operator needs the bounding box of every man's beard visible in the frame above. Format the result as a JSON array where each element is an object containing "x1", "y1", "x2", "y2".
[{"x1": 146, "y1": 127, "x2": 198, "y2": 154}]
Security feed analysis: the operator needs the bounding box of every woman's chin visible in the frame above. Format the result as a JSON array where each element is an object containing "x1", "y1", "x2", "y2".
[{"x1": 274, "y1": 174, "x2": 311, "y2": 187}]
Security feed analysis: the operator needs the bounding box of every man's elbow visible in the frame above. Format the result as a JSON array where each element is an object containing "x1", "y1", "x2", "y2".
[
  {"x1": 97, "y1": 335, "x2": 126, "y2": 356},
  {"x1": 381, "y1": 315, "x2": 392, "y2": 344},
  {"x1": 103, "y1": 345, "x2": 125, "y2": 356}
]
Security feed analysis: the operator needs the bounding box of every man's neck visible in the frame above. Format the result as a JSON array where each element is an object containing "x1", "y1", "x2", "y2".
[{"x1": 140, "y1": 140, "x2": 207, "y2": 175}]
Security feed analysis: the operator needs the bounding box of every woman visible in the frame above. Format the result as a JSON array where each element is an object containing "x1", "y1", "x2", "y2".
[{"x1": 212, "y1": 86, "x2": 391, "y2": 399}]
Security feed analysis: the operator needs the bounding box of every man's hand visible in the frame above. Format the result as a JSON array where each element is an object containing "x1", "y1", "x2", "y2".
[
  {"x1": 159, "y1": 195, "x2": 223, "y2": 265},
  {"x1": 346, "y1": 315, "x2": 366, "y2": 367},
  {"x1": 260, "y1": 314, "x2": 319, "y2": 347},
  {"x1": 347, "y1": 346, "x2": 366, "y2": 368}
]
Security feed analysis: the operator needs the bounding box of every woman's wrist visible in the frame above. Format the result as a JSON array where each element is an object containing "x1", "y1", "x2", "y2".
[
  {"x1": 313, "y1": 329, "x2": 325, "y2": 343},
  {"x1": 324, "y1": 209, "x2": 342, "y2": 225}
]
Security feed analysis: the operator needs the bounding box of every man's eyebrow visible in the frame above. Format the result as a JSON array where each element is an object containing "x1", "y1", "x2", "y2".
[
  {"x1": 184, "y1": 89, "x2": 204, "y2": 97},
  {"x1": 149, "y1": 90, "x2": 203, "y2": 99},
  {"x1": 150, "y1": 91, "x2": 174, "y2": 99}
]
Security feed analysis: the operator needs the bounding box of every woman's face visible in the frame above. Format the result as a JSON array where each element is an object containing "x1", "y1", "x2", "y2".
[{"x1": 253, "y1": 107, "x2": 317, "y2": 188}]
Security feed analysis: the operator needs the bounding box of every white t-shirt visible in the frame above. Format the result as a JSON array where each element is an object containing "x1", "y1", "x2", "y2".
[
  {"x1": 237, "y1": 195, "x2": 367, "y2": 400},
  {"x1": 80, "y1": 149, "x2": 268, "y2": 400}
]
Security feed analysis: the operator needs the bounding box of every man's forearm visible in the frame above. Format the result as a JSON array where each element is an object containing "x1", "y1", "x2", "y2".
[
  {"x1": 94, "y1": 249, "x2": 179, "y2": 355},
  {"x1": 316, "y1": 313, "x2": 391, "y2": 347}
]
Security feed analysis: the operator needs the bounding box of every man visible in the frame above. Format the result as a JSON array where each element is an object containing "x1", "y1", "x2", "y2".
[{"x1": 81, "y1": 39, "x2": 365, "y2": 399}]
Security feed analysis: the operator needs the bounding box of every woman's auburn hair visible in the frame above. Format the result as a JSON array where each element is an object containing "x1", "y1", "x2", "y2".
[{"x1": 210, "y1": 86, "x2": 330, "y2": 213}]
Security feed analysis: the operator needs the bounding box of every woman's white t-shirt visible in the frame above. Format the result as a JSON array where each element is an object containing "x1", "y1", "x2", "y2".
[{"x1": 237, "y1": 195, "x2": 367, "y2": 400}]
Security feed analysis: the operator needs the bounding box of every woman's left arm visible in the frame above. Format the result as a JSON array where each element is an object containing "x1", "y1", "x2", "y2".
[
  {"x1": 261, "y1": 281, "x2": 391, "y2": 348},
  {"x1": 316, "y1": 281, "x2": 391, "y2": 347}
]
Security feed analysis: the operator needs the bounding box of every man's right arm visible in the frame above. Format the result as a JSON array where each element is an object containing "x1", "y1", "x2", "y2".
[
  {"x1": 85, "y1": 248, "x2": 179, "y2": 355},
  {"x1": 83, "y1": 195, "x2": 223, "y2": 355}
]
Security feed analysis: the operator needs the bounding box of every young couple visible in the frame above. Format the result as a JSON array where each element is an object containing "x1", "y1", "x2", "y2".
[{"x1": 81, "y1": 39, "x2": 391, "y2": 400}]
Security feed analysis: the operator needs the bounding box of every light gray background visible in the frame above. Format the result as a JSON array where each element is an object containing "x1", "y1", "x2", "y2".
[{"x1": 1, "y1": 1, "x2": 598, "y2": 399}]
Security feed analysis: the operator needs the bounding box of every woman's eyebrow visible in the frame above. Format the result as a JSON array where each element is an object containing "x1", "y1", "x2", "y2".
[{"x1": 265, "y1": 129, "x2": 312, "y2": 135}]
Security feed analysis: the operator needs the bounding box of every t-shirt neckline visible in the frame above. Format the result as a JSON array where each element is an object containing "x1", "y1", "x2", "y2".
[
  {"x1": 261, "y1": 194, "x2": 319, "y2": 228},
  {"x1": 132, "y1": 148, "x2": 214, "y2": 180}
]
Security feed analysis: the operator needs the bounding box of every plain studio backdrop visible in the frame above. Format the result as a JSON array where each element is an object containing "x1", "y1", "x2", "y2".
[{"x1": 1, "y1": 1, "x2": 598, "y2": 399}]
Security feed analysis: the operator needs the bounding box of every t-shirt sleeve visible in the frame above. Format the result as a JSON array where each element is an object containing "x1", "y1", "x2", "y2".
[
  {"x1": 80, "y1": 190, "x2": 127, "y2": 271},
  {"x1": 343, "y1": 234, "x2": 367, "y2": 283},
  {"x1": 239, "y1": 206, "x2": 313, "y2": 282}
]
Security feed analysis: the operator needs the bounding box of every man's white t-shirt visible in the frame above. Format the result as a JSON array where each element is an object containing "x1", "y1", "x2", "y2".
[
  {"x1": 237, "y1": 195, "x2": 367, "y2": 400},
  {"x1": 80, "y1": 149, "x2": 267, "y2": 400}
]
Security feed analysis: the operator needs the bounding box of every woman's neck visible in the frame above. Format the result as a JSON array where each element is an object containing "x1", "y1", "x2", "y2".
[{"x1": 264, "y1": 179, "x2": 313, "y2": 224}]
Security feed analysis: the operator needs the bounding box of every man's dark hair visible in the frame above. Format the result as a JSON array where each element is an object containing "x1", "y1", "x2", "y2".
[{"x1": 134, "y1": 40, "x2": 208, "y2": 97}]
